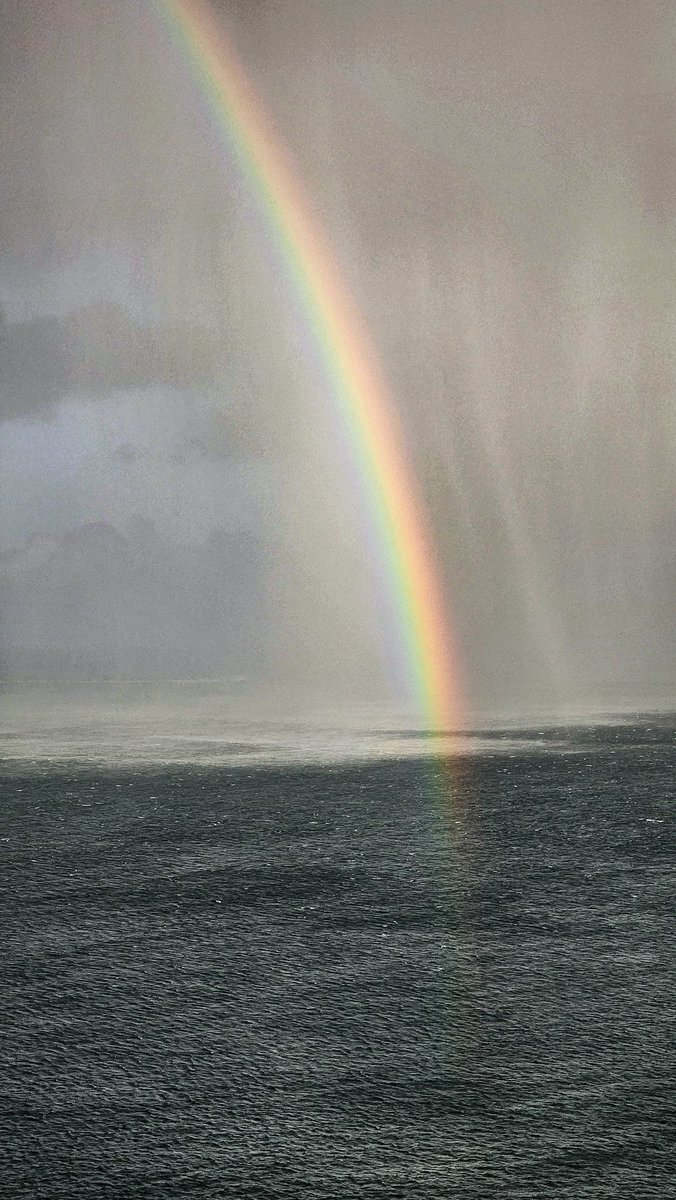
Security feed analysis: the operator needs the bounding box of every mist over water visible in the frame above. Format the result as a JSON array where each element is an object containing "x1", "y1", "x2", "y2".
[
  {"x1": 0, "y1": 678, "x2": 526, "y2": 771},
  {"x1": 1, "y1": 0, "x2": 675, "y2": 715}
]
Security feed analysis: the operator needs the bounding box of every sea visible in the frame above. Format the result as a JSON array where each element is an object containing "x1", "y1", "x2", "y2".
[{"x1": 1, "y1": 691, "x2": 674, "y2": 1198}]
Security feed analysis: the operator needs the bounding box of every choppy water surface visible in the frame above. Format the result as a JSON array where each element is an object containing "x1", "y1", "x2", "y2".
[{"x1": 1, "y1": 717, "x2": 674, "y2": 1197}]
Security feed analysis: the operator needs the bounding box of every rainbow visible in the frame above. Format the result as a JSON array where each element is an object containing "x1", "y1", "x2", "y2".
[{"x1": 155, "y1": 0, "x2": 461, "y2": 734}]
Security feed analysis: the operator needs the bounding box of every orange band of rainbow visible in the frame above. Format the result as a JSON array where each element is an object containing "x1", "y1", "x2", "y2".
[{"x1": 156, "y1": 0, "x2": 462, "y2": 734}]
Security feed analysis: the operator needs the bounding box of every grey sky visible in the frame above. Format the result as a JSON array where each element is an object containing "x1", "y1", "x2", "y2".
[{"x1": 1, "y1": 0, "x2": 675, "y2": 711}]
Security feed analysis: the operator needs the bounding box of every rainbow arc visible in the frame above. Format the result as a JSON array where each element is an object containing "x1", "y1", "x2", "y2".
[{"x1": 156, "y1": 0, "x2": 462, "y2": 735}]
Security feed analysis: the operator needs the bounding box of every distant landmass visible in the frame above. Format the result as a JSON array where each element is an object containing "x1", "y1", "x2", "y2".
[{"x1": 0, "y1": 520, "x2": 265, "y2": 680}]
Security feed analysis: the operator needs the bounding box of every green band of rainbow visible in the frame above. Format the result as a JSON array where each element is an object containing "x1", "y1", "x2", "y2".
[{"x1": 155, "y1": 0, "x2": 461, "y2": 733}]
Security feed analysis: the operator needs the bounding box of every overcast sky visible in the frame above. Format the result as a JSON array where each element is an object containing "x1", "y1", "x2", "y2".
[{"x1": 1, "y1": 0, "x2": 675, "y2": 711}]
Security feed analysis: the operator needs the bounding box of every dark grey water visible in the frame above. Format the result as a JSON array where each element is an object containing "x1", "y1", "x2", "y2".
[{"x1": 1, "y1": 720, "x2": 674, "y2": 1198}]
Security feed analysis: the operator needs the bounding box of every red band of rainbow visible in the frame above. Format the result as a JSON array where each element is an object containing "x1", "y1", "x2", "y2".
[{"x1": 155, "y1": 0, "x2": 462, "y2": 735}]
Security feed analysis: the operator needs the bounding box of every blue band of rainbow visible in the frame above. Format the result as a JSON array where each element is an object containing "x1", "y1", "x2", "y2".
[{"x1": 155, "y1": 0, "x2": 461, "y2": 734}]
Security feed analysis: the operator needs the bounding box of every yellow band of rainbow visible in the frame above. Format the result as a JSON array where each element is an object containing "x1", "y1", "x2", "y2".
[{"x1": 155, "y1": 0, "x2": 462, "y2": 735}]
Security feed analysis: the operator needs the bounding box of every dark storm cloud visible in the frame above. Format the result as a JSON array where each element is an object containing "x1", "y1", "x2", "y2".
[
  {"x1": 170, "y1": 408, "x2": 253, "y2": 463},
  {"x1": 0, "y1": 303, "x2": 220, "y2": 420},
  {"x1": 113, "y1": 442, "x2": 145, "y2": 464}
]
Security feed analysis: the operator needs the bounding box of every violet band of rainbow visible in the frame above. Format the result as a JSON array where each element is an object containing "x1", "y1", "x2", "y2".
[{"x1": 155, "y1": 0, "x2": 462, "y2": 736}]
